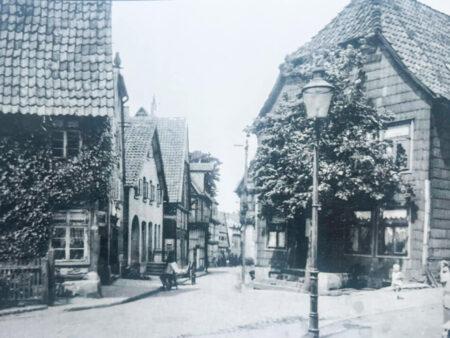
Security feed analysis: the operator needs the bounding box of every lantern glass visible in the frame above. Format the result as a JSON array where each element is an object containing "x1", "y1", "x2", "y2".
[{"x1": 302, "y1": 70, "x2": 334, "y2": 119}]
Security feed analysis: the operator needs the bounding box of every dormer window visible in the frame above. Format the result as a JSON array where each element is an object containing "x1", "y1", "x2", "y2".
[{"x1": 52, "y1": 130, "x2": 81, "y2": 158}]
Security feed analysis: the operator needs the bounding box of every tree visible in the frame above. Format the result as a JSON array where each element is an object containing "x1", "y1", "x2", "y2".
[
  {"x1": 250, "y1": 44, "x2": 412, "y2": 222},
  {"x1": 189, "y1": 151, "x2": 221, "y2": 197}
]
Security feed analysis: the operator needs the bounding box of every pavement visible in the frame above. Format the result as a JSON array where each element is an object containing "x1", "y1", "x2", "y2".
[{"x1": 0, "y1": 267, "x2": 443, "y2": 338}]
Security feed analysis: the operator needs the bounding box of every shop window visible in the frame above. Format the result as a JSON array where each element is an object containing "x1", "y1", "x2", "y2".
[
  {"x1": 51, "y1": 210, "x2": 89, "y2": 262},
  {"x1": 378, "y1": 209, "x2": 409, "y2": 256},
  {"x1": 267, "y1": 224, "x2": 286, "y2": 249},
  {"x1": 384, "y1": 121, "x2": 412, "y2": 171},
  {"x1": 346, "y1": 211, "x2": 372, "y2": 255},
  {"x1": 51, "y1": 130, "x2": 81, "y2": 158}
]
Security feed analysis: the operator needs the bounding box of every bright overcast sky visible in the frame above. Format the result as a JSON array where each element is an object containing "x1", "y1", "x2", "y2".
[{"x1": 112, "y1": 0, "x2": 450, "y2": 213}]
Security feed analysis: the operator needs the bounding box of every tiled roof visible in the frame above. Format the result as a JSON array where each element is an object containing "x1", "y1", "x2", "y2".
[
  {"x1": 157, "y1": 117, "x2": 189, "y2": 203},
  {"x1": 0, "y1": 0, "x2": 114, "y2": 116},
  {"x1": 262, "y1": 0, "x2": 450, "y2": 116},
  {"x1": 124, "y1": 117, "x2": 157, "y2": 186},
  {"x1": 190, "y1": 162, "x2": 216, "y2": 172}
]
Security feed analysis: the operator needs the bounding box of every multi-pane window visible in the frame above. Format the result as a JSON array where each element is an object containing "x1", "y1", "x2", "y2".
[
  {"x1": 267, "y1": 224, "x2": 286, "y2": 249},
  {"x1": 378, "y1": 209, "x2": 409, "y2": 256},
  {"x1": 346, "y1": 211, "x2": 372, "y2": 255},
  {"x1": 52, "y1": 130, "x2": 81, "y2": 158},
  {"x1": 384, "y1": 121, "x2": 413, "y2": 171},
  {"x1": 51, "y1": 210, "x2": 89, "y2": 262}
]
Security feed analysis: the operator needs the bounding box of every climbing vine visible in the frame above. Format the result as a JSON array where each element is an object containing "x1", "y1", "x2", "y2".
[{"x1": 0, "y1": 117, "x2": 114, "y2": 260}]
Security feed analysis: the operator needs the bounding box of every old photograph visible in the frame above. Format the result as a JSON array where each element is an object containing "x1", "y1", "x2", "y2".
[{"x1": 1, "y1": 0, "x2": 450, "y2": 337}]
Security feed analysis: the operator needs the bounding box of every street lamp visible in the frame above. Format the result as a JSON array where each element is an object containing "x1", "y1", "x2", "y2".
[{"x1": 302, "y1": 68, "x2": 334, "y2": 338}]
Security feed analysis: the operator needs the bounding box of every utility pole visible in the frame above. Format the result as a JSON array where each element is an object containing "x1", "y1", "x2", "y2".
[{"x1": 234, "y1": 133, "x2": 250, "y2": 288}]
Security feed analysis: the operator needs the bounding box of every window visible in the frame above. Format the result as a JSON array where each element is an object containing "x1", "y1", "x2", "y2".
[
  {"x1": 378, "y1": 209, "x2": 409, "y2": 256},
  {"x1": 135, "y1": 179, "x2": 142, "y2": 198},
  {"x1": 143, "y1": 177, "x2": 148, "y2": 200},
  {"x1": 384, "y1": 121, "x2": 413, "y2": 171},
  {"x1": 51, "y1": 130, "x2": 81, "y2": 158},
  {"x1": 51, "y1": 210, "x2": 89, "y2": 262},
  {"x1": 157, "y1": 184, "x2": 162, "y2": 205},
  {"x1": 346, "y1": 211, "x2": 372, "y2": 255},
  {"x1": 267, "y1": 224, "x2": 286, "y2": 249},
  {"x1": 150, "y1": 181, "x2": 155, "y2": 202}
]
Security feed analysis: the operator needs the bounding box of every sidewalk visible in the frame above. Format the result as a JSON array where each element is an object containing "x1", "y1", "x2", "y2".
[{"x1": 56, "y1": 277, "x2": 163, "y2": 312}]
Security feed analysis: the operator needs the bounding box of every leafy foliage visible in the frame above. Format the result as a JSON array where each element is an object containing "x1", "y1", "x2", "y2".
[
  {"x1": 250, "y1": 45, "x2": 413, "y2": 220},
  {"x1": 189, "y1": 151, "x2": 221, "y2": 197},
  {"x1": 0, "y1": 118, "x2": 113, "y2": 260}
]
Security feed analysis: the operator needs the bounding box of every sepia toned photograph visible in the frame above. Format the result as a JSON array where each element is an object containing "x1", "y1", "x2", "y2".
[{"x1": 0, "y1": 0, "x2": 450, "y2": 337}]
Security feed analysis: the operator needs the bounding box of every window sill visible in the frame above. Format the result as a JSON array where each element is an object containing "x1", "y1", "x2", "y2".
[
  {"x1": 55, "y1": 259, "x2": 90, "y2": 267},
  {"x1": 265, "y1": 247, "x2": 287, "y2": 251},
  {"x1": 344, "y1": 253, "x2": 373, "y2": 258},
  {"x1": 376, "y1": 254, "x2": 409, "y2": 259}
]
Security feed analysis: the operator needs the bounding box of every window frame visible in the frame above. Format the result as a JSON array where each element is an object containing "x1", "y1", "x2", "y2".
[
  {"x1": 376, "y1": 209, "x2": 410, "y2": 258},
  {"x1": 143, "y1": 177, "x2": 149, "y2": 201},
  {"x1": 382, "y1": 120, "x2": 414, "y2": 172},
  {"x1": 51, "y1": 129, "x2": 82, "y2": 159},
  {"x1": 51, "y1": 210, "x2": 90, "y2": 265},
  {"x1": 345, "y1": 211, "x2": 373, "y2": 256},
  {"x1": 135, "y1": 179, "x2": 142, "y2": 199},
  {"x1": 267, "y1": 223, "x2": 286, "y2": 249}
]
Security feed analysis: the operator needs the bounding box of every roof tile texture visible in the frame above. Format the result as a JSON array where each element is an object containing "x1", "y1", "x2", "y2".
[
  {"x1": 157, "y1": 117, "x2": 189, "y2": 203},
  {"x1": 0, "y1": 0, "x2": 114, "y2": 116},
  {"x1": 124, "y1": 116, "x2": 157, "y2": 186},
  {"x1": 288, "y1": 0, "x2": 450, "y2": 100}
]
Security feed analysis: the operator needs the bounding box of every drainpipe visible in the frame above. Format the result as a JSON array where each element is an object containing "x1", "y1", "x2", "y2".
[{"x1": 422, "y1": 179, "x2": 431, "y2": 271}]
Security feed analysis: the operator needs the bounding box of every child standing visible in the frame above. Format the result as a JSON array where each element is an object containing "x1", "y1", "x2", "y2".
[{"x1": 391, "y1": 263, "x2": 403, "y2": 299}]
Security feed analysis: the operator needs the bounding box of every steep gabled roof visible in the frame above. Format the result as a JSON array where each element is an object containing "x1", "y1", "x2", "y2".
[
  {"x1": 124, "y1": 117, "x2": 157, "y2": 186},
  {"x1": 157, "y1": 117, "x2": 189, "y2": 203},
  {"x1": 0, "y1": 0, "x2": 114, "y2": 116},
  {"x1": 261, "y1": 0, "x2": 450, "y2": 116}
]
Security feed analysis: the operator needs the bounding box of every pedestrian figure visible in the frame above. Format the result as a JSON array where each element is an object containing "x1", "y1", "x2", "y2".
[
  {"x1": 441, "y1": 261, "x2": 450, "y2": 325},
  {"x1": 391, "y1": 263, "x2": 403, "y2": 299}
]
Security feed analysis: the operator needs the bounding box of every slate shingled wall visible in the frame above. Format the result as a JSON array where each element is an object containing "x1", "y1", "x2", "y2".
[
  {"x1": 429, "y1": 103, "x2": 450, "y2": 269},
  {"x1": 343, "y1": 44, "x2": 432, "y2": 278}
]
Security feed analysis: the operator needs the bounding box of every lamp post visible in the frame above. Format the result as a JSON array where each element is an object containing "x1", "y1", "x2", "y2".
[{"x1": 302, "y1": 68, "x2": 334, "y2": 338}]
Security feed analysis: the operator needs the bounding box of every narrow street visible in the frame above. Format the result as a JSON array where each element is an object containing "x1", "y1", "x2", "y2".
[{"x1": 0, "y1": 268, "x2": 442, "y2": 338}]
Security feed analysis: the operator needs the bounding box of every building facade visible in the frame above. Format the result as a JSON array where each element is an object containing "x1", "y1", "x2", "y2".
[
  {"x1": 0, "y1": 0, "x2": 126, "y2": 284},
  {"x1": 244, "y1": 0, "x2": 450, "y2": 284},
  {"x1": 123, "y1": 108, "x2": 168, "y2": 275},
  {"x1": 157, "y1": 118, "x2": 190, "y2": 267}
]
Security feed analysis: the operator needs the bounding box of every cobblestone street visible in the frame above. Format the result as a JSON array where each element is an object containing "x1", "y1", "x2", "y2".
[{"x1": 0, "y1": 268, "x2": 443, "y2": 338}]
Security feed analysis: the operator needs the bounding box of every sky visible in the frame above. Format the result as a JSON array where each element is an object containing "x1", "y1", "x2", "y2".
[{"x1": 112, "y1": 0, "x2": 450, "y2": 213}]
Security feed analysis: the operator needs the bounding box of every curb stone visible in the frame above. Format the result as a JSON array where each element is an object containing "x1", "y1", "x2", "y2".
[
  {"x1": 63, "y1": 286, "x2": 163, "y2": 312},
  {"x1": 0, "y1": 305, "x2": 48, "y2": 317}
]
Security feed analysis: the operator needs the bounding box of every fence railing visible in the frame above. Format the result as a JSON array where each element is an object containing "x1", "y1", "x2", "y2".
[{"x1": 0, "y1": 252, "x2": 55, "y2": 309}]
